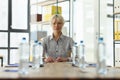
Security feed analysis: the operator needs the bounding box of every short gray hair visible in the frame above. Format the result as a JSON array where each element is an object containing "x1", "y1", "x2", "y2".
[{"x1": 50, "y1": 14, "x2": 65, "y2": 25}]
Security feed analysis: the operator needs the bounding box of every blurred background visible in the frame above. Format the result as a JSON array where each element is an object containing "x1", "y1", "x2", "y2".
[{"x1": 0, "y1": 0, "x2": 118, "y2": 68}]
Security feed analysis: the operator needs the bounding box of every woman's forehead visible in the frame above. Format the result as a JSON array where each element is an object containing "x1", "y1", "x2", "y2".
[{"x1": 52, "y1": 18, "x2": 62, "y2": 23}]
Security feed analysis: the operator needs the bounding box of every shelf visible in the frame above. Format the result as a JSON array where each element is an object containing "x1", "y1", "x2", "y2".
[
  {"x1": 115, "y1": 40, "x2": 120, "y2": 44},
  {"x1": 30, "y1": 20, "x2": 70, "y2": 25},
  {"x1": 30, "y1": 21, "x2": 50, "y2": 25},
  {"x1": 114, "y1": 12, "x2": 120, "y2": 15},
  {"x1": 30, "y1": 0, "x2": 71, "y2": 37},
  {"x1": 32, "y1": 0, "x2": 69, "y2": 6},
  {"x1": 107, "y1": 14, "x2": 113, "y2": 18},
  {"x1": 107, "y1": 3, "x2": 113, "y2": 7}
]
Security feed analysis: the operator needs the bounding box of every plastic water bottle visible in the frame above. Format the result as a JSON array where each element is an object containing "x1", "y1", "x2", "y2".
[
  {"x1": 97, "y1": 37, "x2": 107, "y2": 74},
  {"x1": 78, "y1": 40, "x2": 86, "y2": 69},
  {"x1": 72, "y1": 42, "x2": 79, "y2": 67},
  {"x1": 32, "y1": 40, "x2": 40, "y2": 69},
  {"x1": 39, "y1": 42, "x2": 44, "y2": 67},
  {"x1": 19, "y1": 37, "x2": 29, "y2": 74}
]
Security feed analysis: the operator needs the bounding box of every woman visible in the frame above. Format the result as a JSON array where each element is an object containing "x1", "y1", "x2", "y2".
[{"x1": 42, "y1": 14, "x2": 73, "y2": 63}]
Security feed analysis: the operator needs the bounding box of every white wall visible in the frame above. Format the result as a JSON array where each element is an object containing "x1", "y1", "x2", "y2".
[
  {"x1": 73, "y1": 0, "x2": 84, "y2": 42},
  {"x1": 98, "y1": 0, "x2": 113, "y2": 66},
  {"x1": 73, "y1": 0, "x2": 96, "y2": 63},
  {"x1": 73, "y1": 0, "x2": 114, "y2": 66}
]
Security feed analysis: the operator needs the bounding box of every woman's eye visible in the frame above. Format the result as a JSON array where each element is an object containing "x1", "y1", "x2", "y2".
[
  {"x1": 52, "y1": 22, "x2": 62, "y2": 25},
  {"x1": 58, "y1": 23, "x2": 62, "y2": 24},
  {"x1": 52, "y1": 23, "x2": 55, "y2": 25}
]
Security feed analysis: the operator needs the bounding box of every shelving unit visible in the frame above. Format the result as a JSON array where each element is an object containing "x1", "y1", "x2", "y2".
[
  {"x1": 30, "y1": 20, "x2": 70, "y2": 25},
  {"x1": 114, "y1": 0, "x2": 120, "y2": 67},
  {"x1": 32, "y1": 0, "x2": 69, "y2": 6},
  {"x1": 30, "y1": 0, "x2": 73, "y2": 41}
]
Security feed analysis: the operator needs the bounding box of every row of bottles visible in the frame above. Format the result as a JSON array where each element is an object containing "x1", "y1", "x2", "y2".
[
  {"x1": 72, "y1": 37, "x2": 107, "y2": 75},
  {"x1": 32, "y1": 40, "x2": 44, "y2": 69},
  {"x1": 18, "y1": 37, "x2": 107, "y2": 75},
  {"x1": 72, "y1": 41, "x2": 85, "y2": 69},
  {"x1": 19, "y1": 37, "x2": 44, "y2": 74}
]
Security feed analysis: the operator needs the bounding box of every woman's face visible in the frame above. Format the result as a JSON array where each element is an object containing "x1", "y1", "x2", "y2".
[{"x1": 51, "y1": 18, "x2": 63, "y2": 33}]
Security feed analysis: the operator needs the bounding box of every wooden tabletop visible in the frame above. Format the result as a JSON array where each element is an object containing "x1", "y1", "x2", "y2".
[{"x1": 0, "y1": 62, "x2": 120, "y2": 79}]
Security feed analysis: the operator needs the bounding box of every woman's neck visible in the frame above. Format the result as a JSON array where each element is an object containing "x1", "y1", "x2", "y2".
[{"x1": 53, "y1": 31, "x2": 62, "y2": 41}]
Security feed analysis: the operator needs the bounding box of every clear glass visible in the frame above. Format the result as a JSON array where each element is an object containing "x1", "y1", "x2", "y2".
[
  {"x1": 12, "y1": 0, "x2": 28, "y2": 29},
  {"x1": 32, "y1": 42, "x2": 40, "y2": 69},
  {"x1": 0, "y1": 32, "x2": 8, "y2": 47},
  {"x1": 19, "y1": 41, "x2": 29, "y2": 74},
  {"x1": 0, "y1": 50, "x2": 8, "y2": 66},
  {"x1": 10, "y1": 33, "x2": 29, "y2": 47},
  {"x1": 78, "y1": 41, "x2": 86, "y2": 69},
  {"x1": 72, "y1": 43, "x2": 79, "y2": 67},
  {"x1": 97, "y1": 39, "x2": 107, "y2": 74},
  {"x1": 0, "y1": 0, "x2": 8, "y2": 30}
]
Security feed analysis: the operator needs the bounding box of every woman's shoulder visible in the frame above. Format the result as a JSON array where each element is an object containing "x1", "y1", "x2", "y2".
[
  {"x1": 41, "y1": 35, "x2": 51, "y2": 45},
  {"x1": 63, "y1": 35, "x2": 73, "y2": 40},
  {"x1": 42, "y1": 35, "x2": 51, "y2": 41},
  {"x1": 62, "y1": 35, "x2": 73, "y2": 42}
]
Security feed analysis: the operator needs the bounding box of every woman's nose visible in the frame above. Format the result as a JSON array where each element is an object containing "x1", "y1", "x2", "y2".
[{"x1": 54, "y1": 23, "x2": 58, "y2": 26}]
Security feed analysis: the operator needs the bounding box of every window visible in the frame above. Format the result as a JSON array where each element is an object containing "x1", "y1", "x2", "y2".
[
  {"x1": 12, "y1": 0, "x2": 28, "y2": 30},
  {"x1": 0, "y1": 0, "x2": 8, "y2": 30},
  {"x1": 0, "y1": 0, "x2": 8, "y2": 65},
  {"x1": 0, "y1": 32, "x2": 8, "y2": 47},
  {"x1": 0, "y1": 0, "x2": 30, "y2": 65}
]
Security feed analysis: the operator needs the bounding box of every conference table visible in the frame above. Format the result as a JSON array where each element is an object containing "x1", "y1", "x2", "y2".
[{"x1": 0, "y1": 62, "x2": 120, "y2": 80}]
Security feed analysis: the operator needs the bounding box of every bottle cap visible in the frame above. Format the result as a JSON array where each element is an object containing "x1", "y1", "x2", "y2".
[
  {"x1": 99, "y1": 37, "x2": 103, "y2": 41},
  {"x1": 34, "y1": 40, "x2": 38, "y2": 43},
  {"x1": 22, "y1": 37, "x2": 26, "y2": 40},
  {"x1": 80, "y1": 40, "x2": 83, "y2": 43},
  {"x1": 39, "y1": 42, "x2": 41, "y2": 45},
  {"x1": 74, "y1": 42, "x2": 77, "y2": 45}
]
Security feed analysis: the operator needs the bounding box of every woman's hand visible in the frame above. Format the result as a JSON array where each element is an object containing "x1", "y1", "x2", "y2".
[
  {"x1": 44, "y1": 57, "x2": 55, "y2": 63},
  {"x1": 55, "y1": 57, "x2": 68, "y2": 62},
  {"x1": 44, "y1": 57, "x2": 69, "y2": 63}
]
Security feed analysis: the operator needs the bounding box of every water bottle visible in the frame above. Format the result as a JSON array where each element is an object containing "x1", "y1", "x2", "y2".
[
  {"x1": 97, "y1": 37, "x2": 107, "y2": 74},
  {"x1": 72, "y1": 42, "x2": 79, "y2": 67},
  {"x1": 19, "y1": 37, "x2": 29, "y2": 74},
  {"x1": 39, "y1": 42, "x2": 44, "y2": 67},
  {"x1": 78, "y1": 40, "x2": 86, "y2": 69},
  {"x1": 32, "y1": 40, "x2": 40, "y2": 69}
]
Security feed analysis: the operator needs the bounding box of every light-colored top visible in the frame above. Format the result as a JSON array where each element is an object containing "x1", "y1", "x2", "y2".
[{"x1": 42, "y1": 34, "x2": 73, "y2": 59}]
